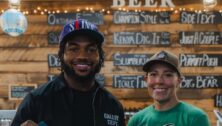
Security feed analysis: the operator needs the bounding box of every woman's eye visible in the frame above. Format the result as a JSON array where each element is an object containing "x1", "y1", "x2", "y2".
[
  {"x1": 149, "y1": 73, "x2": 156, "y2": 77},
  {"x1": 164, "y1": 73, "x2": 174, "y2": 77}
]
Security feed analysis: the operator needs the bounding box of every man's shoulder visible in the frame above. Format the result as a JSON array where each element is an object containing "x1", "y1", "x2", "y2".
[{"x1": 30, "y1": 76, "x2": 64, "y2": 97}]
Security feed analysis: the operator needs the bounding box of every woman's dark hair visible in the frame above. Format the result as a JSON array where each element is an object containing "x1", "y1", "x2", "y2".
[{"x1": 58, "y1": 40, "x2": 105, "y2": 73}]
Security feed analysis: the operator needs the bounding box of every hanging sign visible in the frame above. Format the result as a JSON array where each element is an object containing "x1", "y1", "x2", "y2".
[
  {"x1": 113, "y1": 11, "x2": 171, "y2": 24},
  {"x1": 180, "y1": 54, "x2": 222, "y2": 67},
  {"x1": 180, "y1": 11, "x2": 222, "y2": 24},
  {"x1": 48, "y1": 32, "x2": 60, "y2": 44},
  {"x1": 48, "y1": 54, "x2": 60, "y2": 67},
  {"x1": 113, "y1": 53, "x2": 152, "y2": 66},
  {"x1": 181, "y1": 75, "x2": 222, "y2": 88},
  {"x1": 48, "y1": 13, "x2": 103, "y2": 25},
  {"x1": 113, "y1": 32, "x2": 170, "y2": 45},
  {"x1": 215, "y1": 94, "x2": 222, "y2": 107},
  {"x1": 113, "y1": 75, "x2": 147, "y2": 88},
  {"x1": 9, "y1": 84, "x2": 37, "y2": 100},
  {"x1": 179, "y1": 32, "x2": 222, "y2": 45}
]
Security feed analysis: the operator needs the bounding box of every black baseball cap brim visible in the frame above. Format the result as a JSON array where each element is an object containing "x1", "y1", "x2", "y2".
[{"x1": 143, "y1": 60, "x2": 181, "y2": 76}]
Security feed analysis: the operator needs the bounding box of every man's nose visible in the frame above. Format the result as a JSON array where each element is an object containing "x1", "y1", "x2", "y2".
[{"x1": 76, "y1": 50, "x2": 89, "y2": 59}]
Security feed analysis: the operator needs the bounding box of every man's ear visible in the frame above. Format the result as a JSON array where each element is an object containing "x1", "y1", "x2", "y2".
[{"x1": 144, "y1": 74, "x2": 148, "y2": 81}]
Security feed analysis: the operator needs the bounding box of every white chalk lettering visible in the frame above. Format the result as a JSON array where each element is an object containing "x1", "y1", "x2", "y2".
[
  {"x1": 180, "y1": 54, "x2": 218, "y2": 67},
  {"x1": 181, "y1": 12, "x2": 216, "y2": 24},
  {"x1": 112, "y1": 0, "x2": 175, "y2": 7},
  {"x1": 180, "y1": 32, "x2": 220, "y2": 44}
]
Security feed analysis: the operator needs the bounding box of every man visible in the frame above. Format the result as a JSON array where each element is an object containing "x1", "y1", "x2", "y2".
[
  {"x1": 128, "y1": 50, "x2": 210, "y2": 126},
  {"x1": 12, "y1": 19, "x2": 125, "y2": 126}
]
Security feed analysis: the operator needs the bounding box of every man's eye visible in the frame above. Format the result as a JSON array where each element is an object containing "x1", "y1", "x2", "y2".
[
  {"x1": 87, "y1": 47, "x2": 97, "y2": 53},
  {"x1": 69, "y1": 48, "x2": 78, "y2": 52}
]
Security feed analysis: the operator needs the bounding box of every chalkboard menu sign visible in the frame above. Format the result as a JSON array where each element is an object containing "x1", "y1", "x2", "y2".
[
  {"x1": 181, "y1": 75, "x2": 222, "y2": 88},
  {"x1": 48, "y1": 54, "x2": 60, "y2": 67},
  {"x1": 113, "y1": 32, "x2": 170, "y2": 45},
  {"x1": 9, "y1": 84, "x2": 37, "y2": 100},
  {"x1": 48, "y1": 12, "x2": 103, "y2": 25},
  {"x1": 113, "y1": 53, "x2": 152, "y2": 66},
  {"x1": 180, "y1": 11, "x2": 222, "y2": 24},
  {"x1": 113, "y1": 11, "x2": 171, "y2": 24},
  {"x1": 48, "y1": 32, "x2": 60, "y2": 44},
  {"x1": 215, "y1": 94, "x2": 222, "y2": 107},
  {"x1": 180, "y1": 54, "x2": 222, "y2": 67},
  {"x1": 113, "y1": 75, "x2": 147, "y2": 88},
  {"x1": 179, "y1": 32, "x2": 222, "y2": 45}
]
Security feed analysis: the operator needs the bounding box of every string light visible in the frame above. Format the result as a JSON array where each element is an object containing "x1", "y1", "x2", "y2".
[
  {"x1": 37, "y1": 6, "x2": 41, "y2": 10},
  {"x1": 106, "y1": 10, "x2": 110, "y2": 14},
  {"x1": 0, "y1": 5, "x2": 220, "y2": 15},
  {"x1": 174, "y1": 10, "x2": 178, "y2": 14}
]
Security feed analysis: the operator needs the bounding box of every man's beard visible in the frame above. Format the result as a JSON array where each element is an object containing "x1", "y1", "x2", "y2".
[{"x1": 62, "y1": 62, "x2": 100, "y2": 86}]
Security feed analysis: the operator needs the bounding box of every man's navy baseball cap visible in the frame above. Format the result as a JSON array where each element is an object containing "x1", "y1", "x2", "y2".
[{"x1": 59, "y1": 19, "x2": 104, "y2": 44}]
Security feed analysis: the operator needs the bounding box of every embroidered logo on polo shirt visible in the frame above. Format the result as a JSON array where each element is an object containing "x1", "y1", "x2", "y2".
[
  {"x1": 104, "y1": 113, "x2": 119, "y2": 126},
  {"x1": 163, "y1": 123, "x2": 175, "y2": 126}
]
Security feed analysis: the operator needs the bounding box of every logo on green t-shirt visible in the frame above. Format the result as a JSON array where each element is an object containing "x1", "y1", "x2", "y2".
[{"x1": 163, "y1": 123, "x2": 174, "y2": 126}]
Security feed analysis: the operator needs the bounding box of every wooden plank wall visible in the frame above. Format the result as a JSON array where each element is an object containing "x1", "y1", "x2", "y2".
[{"x1": 0, "y1": 1, "x2": 222, "y2": 125}]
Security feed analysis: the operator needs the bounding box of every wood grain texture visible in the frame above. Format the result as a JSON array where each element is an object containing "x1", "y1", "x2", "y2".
[{"x1": 0, "y1": 1, "x2": 221, "y2": 125}]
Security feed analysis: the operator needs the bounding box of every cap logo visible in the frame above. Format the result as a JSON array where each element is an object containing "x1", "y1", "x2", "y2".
[
  {"x1": 59, "y1": 19, "x2": 104, "y2": 44},
  {"x1": 75, "y1": 20, "x2": 79, "y2": 30},
  {"x1": 156, "y1": 51, "x2": 168, "y2": 60}
]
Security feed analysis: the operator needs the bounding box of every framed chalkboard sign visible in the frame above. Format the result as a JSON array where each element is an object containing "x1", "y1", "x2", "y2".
[
  {"x1": 180, "y1": 11, "x2": 222, "y2": 24},
  {"x1": 215, "y1": 94, "x2": 222, "y2": 107},
  {"x1": 48, "y1": 54, "x2": 60, "y2": 67},
  {"x1": 113, "y1": 32, "x2": 170, "y2": 45},
  {"x1": 113, "y1": 53, "x2": 152, "y2": 66},
  {"x1": 179, "y1": 32, "x2": 222, "y2": 45},
  {"x1": 180, "y1": 54, "x2": 222, "y2": 67},
  {"x1": 48, "y1": 12, "x2": 103, "y2": 25},
  {"x1": 181, "y1": 75, "x2": 222, "y2": 88},
  {"x1": 9, "y1": 84, "x2": 37, "y2": 100},
  {"x1": 113, "y1": 75, "x2": 147, "y2": 88},
  {"x1": 113, "y1": 11, "x2": 171, "y2": 24}
]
